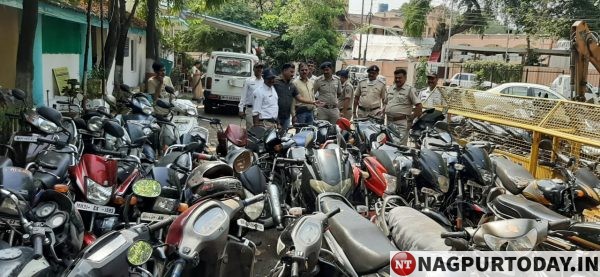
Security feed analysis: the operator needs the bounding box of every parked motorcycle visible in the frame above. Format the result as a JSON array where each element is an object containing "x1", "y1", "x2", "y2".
[
  {"x1": 117, "y1": 84, "x2": 159, "y2": 161},
  {"x1": 317, "y1": 192, "x2": 397, "y2": 276}
]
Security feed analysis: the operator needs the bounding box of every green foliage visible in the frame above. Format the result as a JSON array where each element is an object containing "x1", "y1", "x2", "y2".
[
  {"x1": 401, "y1": 0, "x2": 431, "y2": 38},
  {"x1": 463, "y1": 60, "x2": 523, "y2": 84},
  {"x1": 414, "y1": 58, "x2": 428, "y2": 89},
  {"x1": 257, "y1": 0, "x2": 345, "y2": 64},
  {"x1": 173, "y1": 0, "x2": 260, "y2": 53}
]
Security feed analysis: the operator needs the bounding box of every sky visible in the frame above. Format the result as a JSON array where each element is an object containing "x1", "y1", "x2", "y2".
[{"x1": 348, "y1": 0, "x2": 446, "y2": 14}]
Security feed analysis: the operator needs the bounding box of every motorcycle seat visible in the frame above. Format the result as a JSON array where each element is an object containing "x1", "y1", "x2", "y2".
[
  {"x1": 320, "y1": 197, "x2": 397, "y2": 275},
  {"x1": 387, "y1": 206, "x2": 451, "y2": 251},
  {"x1": 491, "y1": 194, "x2": 571, "y2": 230},
  {"x1": 491, "y1": 156, "x2": 534, "y2": 195}
]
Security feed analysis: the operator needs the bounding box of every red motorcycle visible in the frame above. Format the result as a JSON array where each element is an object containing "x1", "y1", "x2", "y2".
[{"x1": 69, "y1": 121, "x2": 144, "y2": 245}]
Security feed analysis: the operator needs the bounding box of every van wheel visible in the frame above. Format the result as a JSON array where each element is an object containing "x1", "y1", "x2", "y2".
[{"x1": 204, "y1": 100, "x2": 215, "y2": 114}]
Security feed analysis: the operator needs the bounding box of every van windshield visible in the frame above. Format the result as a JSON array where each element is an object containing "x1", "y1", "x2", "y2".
[{"x1": 215, "y1": 57, "x2": 252, "y2": 77}]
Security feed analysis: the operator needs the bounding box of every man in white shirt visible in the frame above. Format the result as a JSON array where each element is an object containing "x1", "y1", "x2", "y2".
[
  {"x1": 252, "y1": 69, "x2": 279, "y2": 128},
  {"x1": 419, "y1": 71, "x2": 445, "y2": 106},
  {"x1": 239, "y1": 63, "x2": 264, "y2": 129}
]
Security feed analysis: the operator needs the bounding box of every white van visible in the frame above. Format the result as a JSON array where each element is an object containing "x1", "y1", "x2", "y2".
[
  {"x1": 551, "y1": 74, "x2": 599, "y2": 103},
  {"x1": 202, "y1": 51, "x2": 260, "y2": 113}
]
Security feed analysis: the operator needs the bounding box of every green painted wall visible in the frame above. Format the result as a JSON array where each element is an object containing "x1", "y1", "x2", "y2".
[{"x1": 42, "y1": 16, "x2": 82, "y2": 54}]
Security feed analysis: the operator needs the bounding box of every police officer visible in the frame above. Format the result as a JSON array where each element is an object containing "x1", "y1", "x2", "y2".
[
  {"x1": 252, "y1": 69, "x2": 279, "y2": 129},
  {"x1": 383, "y1": 68, "x2": 422, "y2": 145},
  {"x1": 336, "y1": 69, "x2": 353, "y2": 119},
  {"x1": 353, "y1": 65, "x2": 386, "y2": 118},
  {"x1": 239, "y1": 63, "x2": 264, "y2": 129},
  {"x1": 314, "y1": 62, "x2": 342, "y2": 124}
]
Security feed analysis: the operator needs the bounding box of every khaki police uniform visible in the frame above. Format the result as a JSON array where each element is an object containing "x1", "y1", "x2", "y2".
[
  {"x1": 314, "y1": 75, "x2": 342, "y2": 124},
  {"x1": 354, "y1": 78, "x2": 386, "y2": 118},
  {"x1": 339, "y1": 81, "x2": 353, "y2": 119},
  {"x1": 384, "y1": 84, "x2": 421, "y2": 145}
]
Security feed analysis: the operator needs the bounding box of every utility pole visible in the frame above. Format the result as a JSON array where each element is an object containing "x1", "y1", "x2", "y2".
[
  {"x1": 363, "y1": 0, "x2": 374, "y2": 65},
  {"x1": 444, "y1": 0, "x2": 454, "y2": 79},
  {"x1": 358, "y1": 0, "x2": 365, "y2": 63}
]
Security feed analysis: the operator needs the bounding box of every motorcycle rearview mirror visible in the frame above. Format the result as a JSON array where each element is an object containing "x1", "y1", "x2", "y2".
[
  {"x1": 183, "y1": 141, "x2": 204, "y2": 153},
  {"x1": 73, "y1": 118, "x2": 87, "y2": 129},
  {"x1": 433, "y1": 121, "x2": 449, "y2": 132},
  {"x1": 127, "y1": 240, "x2": 153, "y2": 266},
  {"x1": 165, "y1": 86, "x2": 175, "y2": 95},
  {"x1": 132, "y1": 179, "x2": 161, "y2": 198},
  {"x1": 538, "y1": 139, "x2": 553, "y2": 151},
  {"x1": 37, "y1": 106, "x2": 64, "y2": 128},
  {"x1": 11, "y1": 89, "x2": 26, "y2": 101},
  {"x1": 103, "y1": 121, "x2": 125, "y2": 138},
  {"x1": 156, "y1": 99, "x2": 172, "y2": 109},
  {"x1": 120, "y1": 84, "x2": 132, "y2": 93}
]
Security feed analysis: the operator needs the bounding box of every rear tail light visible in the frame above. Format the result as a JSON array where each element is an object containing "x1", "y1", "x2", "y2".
[
  {"x1": 54, "y1": 184, "x2": 69, "y2": 193},
  {"x1": 205, "y1": 77, "x2": 212, "y2": 90}
]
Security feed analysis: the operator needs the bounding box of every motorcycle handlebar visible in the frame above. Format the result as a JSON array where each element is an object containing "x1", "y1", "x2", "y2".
[
  {"x1": 440, "y1": 231, "x2": 469, "y2": 239},
  {"x1": 36, "y1": 137, "x2": 67, "y2": 148},
  {"x1": 385, "y1": 142, "x2": 411, "y2": 151},
  {"x1": 95, "y1": 147, "x2": 125, "y2": 158},
  {"x1": 32, "y1": 235, "x2": 43, "y2": 260},
  {"x1": 171, "y1": 259, "x2": 186, "y2": 277},
  {"x1": 325, "y1": 207, "x2": 341, "y2": 219},
  {"x1": 194, "y1": 153, "x2": 216, "y2": 161},
  {"x1": 291, "y1": 261, "x2": 299, "y2": 277},
  {"x1": 197, "y1": 115, "x2": 221, "y2": 125},
  {"x1": 149, "y1": 217, "x2": 175, "y2": 233},
  {"x1": 242, "y1": 193, "x2": 265, "y2": 207},
  {"x1": 276, "y1": 158, "x2": 304, "y2": 164}
]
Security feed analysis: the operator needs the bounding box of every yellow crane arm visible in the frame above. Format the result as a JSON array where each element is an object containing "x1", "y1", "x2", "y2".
[{"x1": 571, "y1": 21, "x2": 600, "y2": 101}]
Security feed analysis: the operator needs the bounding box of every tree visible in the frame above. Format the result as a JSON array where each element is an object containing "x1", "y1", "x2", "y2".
[
  {"x1": 15, "y1": 0, "x2": 39, "y2": 104},
  {"x1": 401, "y1": 0, "x2": 431, "y2": 38},
  {"x1": 144, "y1": 0, "x2": 228, "y2": 79},
  {"x1": 258, "y1": 0, "x2": 345, "y2": 64},
  {"x1": 432, "y1": 0, "x2": 493, "y2": 53},
  {"x1": 175, "y1": 0, "x2": 260, "y2": 53},
  {"x1": 114, "y1": 0, "x2": 141, "y2": 87}
]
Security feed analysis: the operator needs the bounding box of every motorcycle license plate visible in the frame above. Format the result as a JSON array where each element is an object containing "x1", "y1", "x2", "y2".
[
  {"x1": 13, "y1": 135, "x2": 38, "y2": 142},
  {"x1": 421, "y1": 187, "x2": 442, "y2": 196},
  {"x1": 220, "y1": 95, "x2": 240, "y2": 101},
  {"x1": 237, "y1": 218, "x2": 264, "y2": 232},
  {"x1": 128, "y1": 120, "x2": 152, "y2": 125},
  {"x1": 75, "y1": 202, "x2": 115, "y2": 215},
  {"x1": 173, "y1": 119, "x2": 189, "y2": 124},
  {"x1": 140, "y1": 212, "x2": 177, "y2": 222},
  {"x1": 466, "y1": 180, "x2": 484, "y2": 188}
]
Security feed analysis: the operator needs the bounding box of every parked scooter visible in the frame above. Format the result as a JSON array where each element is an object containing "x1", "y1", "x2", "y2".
[
  {"x1": 117, "y1": 84, "x2": 160, "y2": 161},
  {"x1": 270, "y1": 207, "x2": 342, "y2": 277},
  {"x1": 61, "y1": 218, "x2": 174, "y2": 277},
  {"x1": 162, "y1": 193, "x2": 265, "y2": 277}
]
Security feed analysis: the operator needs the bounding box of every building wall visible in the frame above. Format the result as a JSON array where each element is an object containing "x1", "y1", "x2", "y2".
[{"x1": 0, "y1": 6, "x2": 19, "y2": 88}]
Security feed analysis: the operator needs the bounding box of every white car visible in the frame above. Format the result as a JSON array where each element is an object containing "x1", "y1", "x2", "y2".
[
  {"x1": 551, "y1": 74, "x2": 599, "y2": 103},
  {"x1": 444, "y1": 73, "x2": 496, "y2": 89},
  {"x1": 486, "y1": 82, "x2": 566, "y2": 100}
]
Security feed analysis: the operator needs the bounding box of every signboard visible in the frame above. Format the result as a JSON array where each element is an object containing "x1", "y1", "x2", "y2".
[{"x1": 52, "y1": 67, "x2": 70, "y2": 96}]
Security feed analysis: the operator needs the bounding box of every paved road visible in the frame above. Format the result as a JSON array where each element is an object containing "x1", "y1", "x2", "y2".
[{"x1": 195, "y1": 105, "x2": 280, "y2": 277}]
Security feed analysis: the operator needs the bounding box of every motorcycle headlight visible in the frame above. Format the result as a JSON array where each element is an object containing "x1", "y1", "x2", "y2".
[
  {"x1": 86, "y1": 178, "x2": 112, "y2": 205},
  {"x1": 309, "y1": 178, "x2": 352, "y2": 195},
  {"x1": 437, "y1": 175, "x2": 449, "y2": 193},
  {"x1": 142, "y1": 105, "x2": 154, "y2": 115},
  {"x1": 152, "y1": 197, "x2": 179, "y2": 213},
  {"x1": 186, "y1": 108, "x2": 197, "y2": 116},
  {"x1": 383, "y1": 173, "x2": 398, "y2": 195},
  {"x1": 231, "y1": 150, "x2": 253, "y2": 173},
  {"x1": 25, "y1": 110, "x2": 59, "y2": 133},
  {"x1": 243, "y1": 189, "x2": 264, "y2": 221},
  {"x1": 88, "y1": 116, "x2": 103, "y2": 132},
  {"x1": 480, "y1": 170, "x2": 493, "y2": 184},
  {"x1": 483, "y1": 228, "x2": 537, "y2": 251}
]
